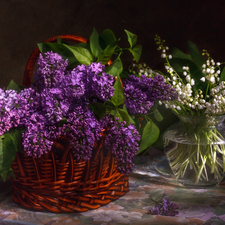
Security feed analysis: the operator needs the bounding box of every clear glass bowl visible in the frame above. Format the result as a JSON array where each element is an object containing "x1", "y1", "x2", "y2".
[{"x1": 164, "y1": 114, "x2": 225, "y2": 188}]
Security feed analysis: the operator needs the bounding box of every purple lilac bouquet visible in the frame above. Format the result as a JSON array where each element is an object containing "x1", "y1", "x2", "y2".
[
  {"x1": 0, "y1": 28, "x2": 178, "y2": 181},
  {"x1": 149, "y1": 193, "x2": 179, "y2": 217}
]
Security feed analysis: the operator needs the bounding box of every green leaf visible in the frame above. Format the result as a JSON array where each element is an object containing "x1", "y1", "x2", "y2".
[
  {"x1": 73, "y1": 42, "x2": 91, "y2": 51},
  {"x1": 99, "y1": 29, "x2": 117, "y2": 49},
  {"x1": 130, "y1": 45, "x2": 142, "y2": 62},
  {"x1": 150, "y1": 100, "x2": 159, "y2": 112},
  {"x1": 67, "y1": 61, "x2": 81, "y2": 69},
  {"x1": 187, "y1": 40, "x2": 206, "y2": 68},
  {"x1": 134, "y1": 117, "x2": 140, "y2": 132},
  {"x1": 7, "y1": 167, "x2": 16, "y2": 180},
  {"x1": 37, "y1": 42, "x2": 56, "y2": 54},
  {"x1": 110, "y1": 109, "x2": 130, "y2": 125},
  {"x1": 60, "y1": 118, "x2": 67, "y2": 126},
  {"x1": 63, "y1": 45, "x2": 94, "y2": 65},
  {"x1": 171, "y1": 47, "x2": 192, "y2": 61},
  {"x1": 57, "y1": 36, "x2": 62, "y2": 44},
  {"x1": 168, "y1": 58, "x2": 185, "y2": 72},
  {"x1": 154, "y1": 109, "x2": 163, "y2": 122},
  {"x1": 120, "y1": 70, "x2": 129, "y2": 79},
  {"x1": 110, "y1": 109, "x2": 117, "y2": 116},
  {"x1": 137, "y1": 120, "x2": 160, "y2": 154},
  {"x1": 97, "y1": 40, "x2": 119, "y2": 65},
  {"x1": 151, "y1": 105, "x2": 179, "y2": 151},
  {"x1": 89, "y1": 102, "x2": 106, "y2": 119},
  {"x1": 122, "y1": 104, "x2": 135, "y2": 124},
  {"x1": 37, "y1": 42, "x2": 79, "y2": 67},
  {"x1": 111, "y1": 75, "x2": 124, "y2": 106},
  {"x1": 0, "y1": 167, "x2": 15, "y2": 182},
  {"x1": 8, "y1": 128, "x2": 24, "y2": 154},
  {"x1": 0, "y1": 134, "x2": 17, "y2": 173},
  {"x1": 114, "y1": 110, "x2": 122, "y2": 121},
  {"x1": 104, "y1": 56, "x2": 123, "y2": 77},
  {"x1": 118, "y1": 109, "x2": 130, "y2": 125},
  {"x1": 124, "y1": 30, "x2": 137, "y2": 48},
  {"x1": 90, "y1": 28, "x2": 103, "y2": 58},
  {"x1": 220, "y1": 67, "x2": 225, "y2": 81},
  {"x1": 6, "y1": 80, "x2": 21, "y2": 92},
  {"x1": 19, "y1": 86, "x2": 25, "y2": 90},
  {"x1": 0, "y1": 170, "x2": 8, "y2": 182}
]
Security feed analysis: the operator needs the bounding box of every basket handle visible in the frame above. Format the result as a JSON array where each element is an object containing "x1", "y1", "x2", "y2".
[{"x1": 23, "y1": 35, "x2": 88, "y2": 87}]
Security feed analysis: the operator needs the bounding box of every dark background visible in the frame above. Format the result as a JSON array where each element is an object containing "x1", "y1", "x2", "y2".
[{"x1": 1, "y1": 0, "x2": 225, "y2": 88}]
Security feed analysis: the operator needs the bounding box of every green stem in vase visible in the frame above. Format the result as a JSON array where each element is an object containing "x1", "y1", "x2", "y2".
[{"x1": 194, "y1": 155, "x2": 207, "y2": 184}]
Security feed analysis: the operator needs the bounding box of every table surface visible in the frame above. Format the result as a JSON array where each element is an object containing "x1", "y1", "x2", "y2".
[{"x1": 0, "y1": 155, "x2": 225, "y2": 225}]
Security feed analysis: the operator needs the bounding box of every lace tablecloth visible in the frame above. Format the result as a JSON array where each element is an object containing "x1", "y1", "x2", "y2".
[{"x1": 0, "y1": 155, "x2": 225, "y2": 225}]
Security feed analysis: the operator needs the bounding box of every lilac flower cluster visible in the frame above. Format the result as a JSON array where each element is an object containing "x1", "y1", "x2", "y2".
[
  {"x1": 123, "y1": 74, "x2": 178, "y2": 115},
  {"x1": 101, "y1": 115, "x2": 141, "y2": 175},
  {"x1": 34, "y1": 51, "x2": 68, "y2": 90},
  {"x1": 5, "y1": 51, "x2": 114, "y2": 160},
  {"x1": 0, "y1": 89, "x2": 20, "y2": 135},
  {"x1": 149, "y1": 193, "x2": 179, "y2": 216},
  {"x1": 21, "y1": 112, "x2": 53, "y2": 157},
  {"x1": 20, "y1": 52, "x2": 115, "y2": 158},
  {"x1": 34, "y1": 52, "x2": 114, "y2": 102},
  {"x1": 17, "y1": 88, "x2": 40, "y2": 124},
  {"x1": 70, "y1": 63, "x2": 114, "y2": 101},
  {"x1": 48, "y1": 103, "x2": 102, "y2": 161}
]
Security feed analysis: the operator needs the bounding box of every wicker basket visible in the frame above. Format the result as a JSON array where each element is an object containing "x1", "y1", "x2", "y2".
[{"x1": 11, "y1": 35, "x2": 129, "y2": 213}]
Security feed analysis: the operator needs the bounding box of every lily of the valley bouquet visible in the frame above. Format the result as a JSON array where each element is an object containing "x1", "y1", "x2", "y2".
[
  {"x1": 153, "y1": 35, "x2": 225, "y2": 185},
  {"x1": 0, "y1": 29, "x2": 177, "y2": 182}
]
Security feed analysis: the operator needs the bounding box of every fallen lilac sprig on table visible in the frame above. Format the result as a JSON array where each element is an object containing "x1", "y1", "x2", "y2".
[{"x1": 149, "y1": 193, "x2": 179, "y2": 216}]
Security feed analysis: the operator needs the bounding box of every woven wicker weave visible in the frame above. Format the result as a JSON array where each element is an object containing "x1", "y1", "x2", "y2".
[{"x1": 12, "y1": 35, "x2": 129, "y2": 213}]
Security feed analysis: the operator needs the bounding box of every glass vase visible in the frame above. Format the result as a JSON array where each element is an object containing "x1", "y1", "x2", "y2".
[{"x1": 163, "y1": 114, "x2": 225, "y2": 188}]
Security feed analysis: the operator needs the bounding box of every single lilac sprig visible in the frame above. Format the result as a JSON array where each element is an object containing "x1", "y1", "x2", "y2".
[
  {"x1": 101, "y1": 115, "x2": 141, "y2": 175},
  {"x1": 123, "y1": 74, "x2": 177, "y2": 115},
  {"x1": 149, "y1": 193, "x2": 179, "y2": 217}
]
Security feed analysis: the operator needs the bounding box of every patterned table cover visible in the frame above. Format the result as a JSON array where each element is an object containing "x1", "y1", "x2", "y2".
[{"x1": 0, "y1": 155, "x2": 225, "y2": 225}]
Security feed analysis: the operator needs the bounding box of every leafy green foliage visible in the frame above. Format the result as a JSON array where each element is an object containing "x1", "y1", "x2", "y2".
[
  {"x1": 111, "y1": 75, "x2": 124, "y2": 106},
  {"x1": 37, "y1": 28, "x2": 142, "y2": 75},
  {"x1": 153, "y1": 109, "x2": 163, "y2": 122},
  {"x1": 10, "y1": 128, "x2": 24, "y2": 154},
  {"x1": 220, "y1": 67, "x2": 225, "y2": 81},
  {"x1": 1, "y1": 167, "x2": 15, "y2": 182},
  {"x1": 109, "y1": 108, "x2": 132, "y2": 126},
  {"x1": 89, "y1": 102, "x2": 106, "y2": 119},
  {"x1": 99, "y1": 29, "x2": 117, "y2": 48},
  {"x1": 104, "y1": 56, "x2": 123, "y2": 77},
  {"x1": 137, "y1": 120, "x2": 160, "y2": 154},
  {"x1": 63, "y1": 45, "x2": 94, "y2": 65},
  {"x1": 97, "y1": 40, "x2": 119, "y2": 64},
  {"x1": 130, "y1": 45, "x2": 142, "y2": 62},
  {"x1": 122, "y1": 104, "x2": 135, "y2": 124},
  {"x1": 125, "y1": 30, "x2": 137, "y2": 48},
  {"x1": 171, "y1": 47, "x2": 192, "y2": 61},
  {"x1": 117, "y1": 108, "x2": 131, "y2": 125},
  {"x1": 186, "y1": 40, "x2": 206, "y2": 68},
  {"x1": 0, "y1": 134, "x2": 16, "y2": 181},
  {"x1": 57, "y1": 36, "x2": 62, "y2": 44},
  {"x1": 6, "y1": 80, "x2": 21, "y2": 93},
  {"x1": 0, "y1": 128, "x2": 24, "y2": 181},
  {"x1": 90, "y1": 28, "x2": 103, "y2": 58},
  {"x1": 37, "y1": 42, "x2": 79, "y2": 67}
]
